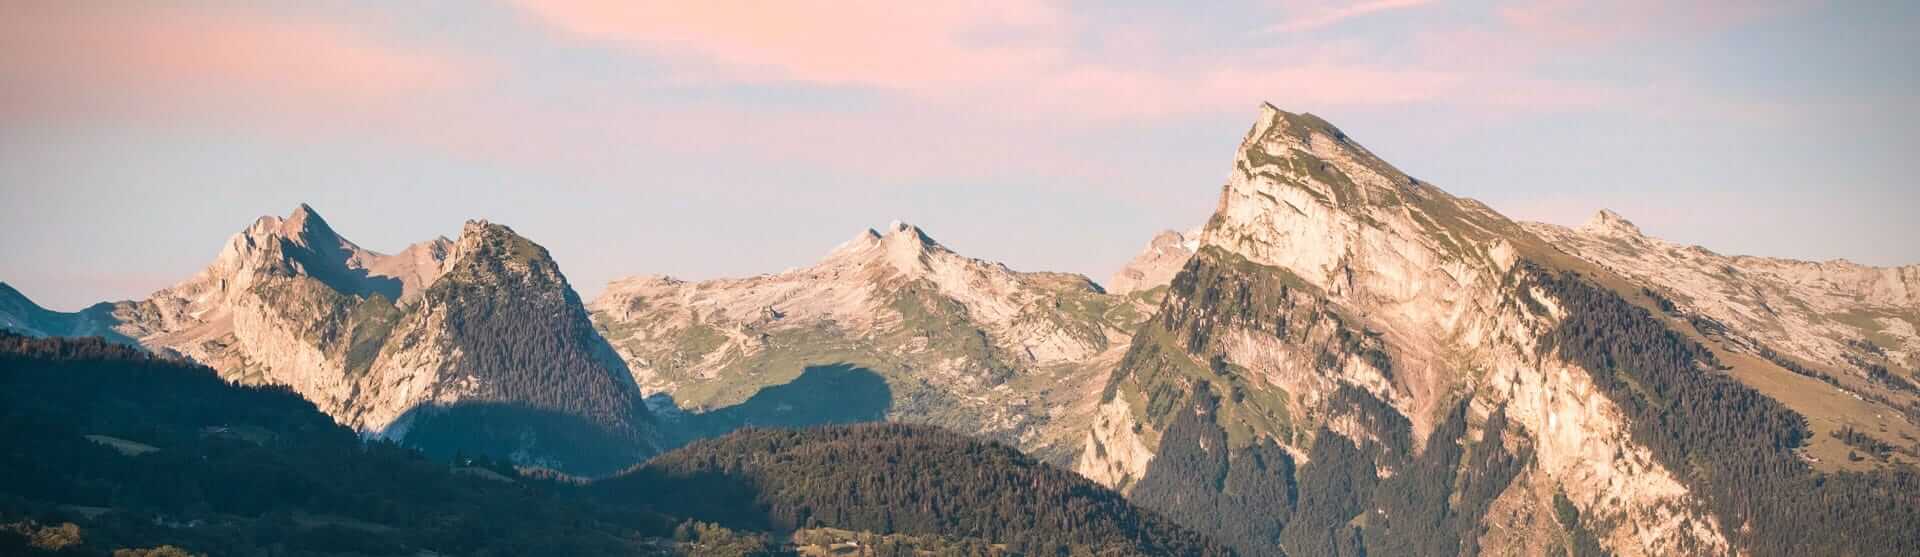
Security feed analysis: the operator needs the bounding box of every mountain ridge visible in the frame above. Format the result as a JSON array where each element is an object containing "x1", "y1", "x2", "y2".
[
  {"x1": 1082, "y1": 102, "x2": 1918, "y2": 556},
  {"x1": 590, "y1": 218, "x2": 1149, "y2": 461},
  {"x1": 0, "y1": 206, "x2": 659, "y2": 475},
  {"x1": 5, "y1": 103, "x2": 1918, "y2": 556}
]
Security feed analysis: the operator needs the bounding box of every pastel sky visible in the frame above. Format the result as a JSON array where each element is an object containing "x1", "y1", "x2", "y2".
[{"x1": 3, "y1": 0, "x2": 1916, "y2": 310}]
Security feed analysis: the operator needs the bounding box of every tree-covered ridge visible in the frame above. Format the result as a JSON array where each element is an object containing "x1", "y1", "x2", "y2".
[
  {"x1": 424, "y1": 222, "x2": 646, "y2": 428},
  {"x1": 1128, "y1": 385, "x2": 1295, "y2": 556},
  {"x1": 1523, "y1": 262, "x2": 1920, "y2": 556},
  {"x1": 0, "y1": 332, "x2": 675, "y2": 556},
  {"x1": 1, "y1": 332, "x2": 1241, "y2": 555},
  {"x1": 399, "y1": 222, "x2": 658, "y2": 475},
  {"x1": 602, "y1": 423, "x2": 1234, "y2": 556}
]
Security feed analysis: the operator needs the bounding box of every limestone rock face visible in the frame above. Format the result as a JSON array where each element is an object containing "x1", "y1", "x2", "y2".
[
  {"x1": 591, "y1": 220, "x2": 1157, "y2": 461},
  {"x1": 1107, "y1": 227, "x2": 1201, "y2": 295},
  {"x1": 1, "y1": 206, "x2": 655, "y2": 474},
  {"x1": 1525, "y1": 211, "x2": 1920, "y2": 473},
  {"x1": 1088, "y1": 104, "x2": 1734, "y2": 556},
  {"x1": 1528, "y1": 212, "x2": 1920, "y2": 392},
  {"x1": 96, "y1": 204, "x2": 451, "y2": 410}
]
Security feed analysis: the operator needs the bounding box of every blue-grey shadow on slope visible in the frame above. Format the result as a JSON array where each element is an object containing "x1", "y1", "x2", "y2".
[
  {"x1": 389, "y1": 364, "x2": 890, "y2": 476},
  {"x1": 661, "y1": 363, "x2": 892, "y2": 445},
  {"x1": 390, "y1": 401, "x2": 655, "y2": 478}
]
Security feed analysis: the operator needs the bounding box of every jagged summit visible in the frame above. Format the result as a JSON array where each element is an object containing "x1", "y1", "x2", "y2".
[
  {"x1": 1581, "y1": 209, "x2": 1644, "y2": 238},
  {"x1": 2, "y1": 207, "x2": 656, "y2": 473},
  {"x1": 1108, "y1": 226, "x2": 1203, "y2": 295},
  {"x1": 884, "y1": 219, "x2": 939, "y2": 246},
  {"x1": 435, "y1": 219, "x2": 573, "y2": 297},
  {"x1": 1204, "y1": 103, "x2": 1524, "y2": 301},
  {"x1": 819, "y1": 220, "x2": 961, "y2": 278},
  {"x1": 242, "y1": 203, "x2": 352, "y2": 252},
  {"x1": 285, "y1": 202, "x2": 324, "y2": 231},
  {"x1": 455, "y1": 219, "x2": 538, "y2": 253},
  {"x1": 1251, "y1": 102, "x2": 1374, "y2": 163},
  {"x1": 462, "y1": 218, "x2": 502, "y2": 232},
  {"x1": 838, "y1": 220, "x2": 940, "y2": 249}
]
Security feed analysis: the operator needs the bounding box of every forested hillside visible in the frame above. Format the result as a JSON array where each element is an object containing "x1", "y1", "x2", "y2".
[
  {"x1": 394, "y1": 222, "x2": 659, "y2": 477},
  {"x1": 1524, "y1": 264, "x2": 1920, "y2": 555},
  {"x1": 0, "y1": 332, "x2": 675, "y2": 556},
  {"x1": 601, "y1": 424, "x2": 1233, "y2": 556},
  {"x1": 0, "y1": 333, "x2": 1221, "y2": 556}
]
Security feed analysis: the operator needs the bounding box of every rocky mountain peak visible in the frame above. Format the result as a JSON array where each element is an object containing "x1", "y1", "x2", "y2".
[
  {"x1": 458, "y1": 219, "x2": 503, "y2": 240},
  {"x1": 454, "y1": 220, "x2": 544, "y2": 260},
  {"x1": 436, "y1": 220, "x2": 568, "y2": 293},
  {"x1": 1206, "y1": 102, "x2": 1502, "y2": 297},
  {"x1": 1580, "y1": 209, "x2": 1644, "y2": 238},
  {"x1": 283, "y1": 202, "x2": 328, "y2": 237},
  {"x1": 191, "y1": 204, "x2": 394, "y2": 301},
  {"x1": 1239, "y1": 104, "x2": 1413, "y2": 204},
  {"x1": 880, "y1": 219, "x2": 941, "y2": 250},
  {"x1": 240, "y1": 203, "x2": 348, "y2": 251},
  {"x1": 1108, "y1": 226, "x2": 1203, "y2": 295},
  {"x1": 1089, "y1": 105, "x2": 1771, "y2": 555},
  {"x1": 816, "y1": 220, "x2": 960, "y2": 279},
  {"x1": 7, "y1": 208, "x2": 654, "y2": 474}
]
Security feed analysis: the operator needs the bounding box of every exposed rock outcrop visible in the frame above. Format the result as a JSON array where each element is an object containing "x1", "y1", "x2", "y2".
[
  {"x1": 2, "y1": 206, "x2": 656, "y2": 475},
  {"x1": 1528, "y1": 211, "x2": 1919, "y2": 394},
  {"x1": 1087, "y1": 104, "x2": 1737, "y2": 556},
  {"x1": 591, "y1": 220, "x2": 1156, "y2": 461}
]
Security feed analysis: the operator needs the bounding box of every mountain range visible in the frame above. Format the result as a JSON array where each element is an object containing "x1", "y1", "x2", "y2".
[
  {"x1": 4, "y1": 103, "x2": 1917, "y2": 556},
  {"x1": 1, "y1": 207, "x2": 657, "y2": 475}
]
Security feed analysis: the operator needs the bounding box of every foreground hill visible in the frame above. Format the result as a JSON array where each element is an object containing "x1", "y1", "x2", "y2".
[
  {"x1": 0, "y1": 333, "x2": 1221, "y2": 556},
  {"x1": 1082, "y1": 103, "x2": 1920, "y2": 556},
  {"x1": 599, "y1": 423, "x2": 1231, "y2": 556},
  {"x1": 591, "y1": 221, "x2": 1158, "y2": 461},
  {"x1": 0, "y1": 332, "x2": 670, "y2": 556},
  {"x1": 0, "y1": 207, "x2": 658, "y2": 475}
]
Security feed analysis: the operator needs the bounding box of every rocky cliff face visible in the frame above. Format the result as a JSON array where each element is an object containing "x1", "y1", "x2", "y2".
[
  {"x1": 1526, "y1": 214, "x2": 1920, "y2": 466},
  {"x1": 590, "y1": 221, "x2": 1155, "y2": 460},
  {"x1": 1532, "y1": 210, "x2": 1919, "y2": 375},
  {"x1": 1080, "y1": 104, "x2": 1916, "y2": 556},
  {"x1": 2, "y1": 206, "x2": 656, "y2": 475}
]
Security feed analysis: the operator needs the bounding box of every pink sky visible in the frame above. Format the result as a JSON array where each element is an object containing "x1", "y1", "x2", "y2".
[{"x1": 2, "y1": 0, "x2": 1914, "y2": 309}]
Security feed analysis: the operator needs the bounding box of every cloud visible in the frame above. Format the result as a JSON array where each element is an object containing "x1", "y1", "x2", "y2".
[
  {"x1": 1496, "y1": 0, "x2": 1800, "y2": 45},
  {"x1": 0, "y1": 3, "x2": 473, "y2": 123},
  {"x1": 1269, "y1": 0, "x2": 1436, "y2": 33},
  {"x1": 0, "y1": 1, "x2": 1800, "y2": 200},
  {"x1": 507, "y1": 0, "x2": 1616, "y2": 121},
  {"x1": 509, "y1": 1, "x2": 1065, "y2": 90}
]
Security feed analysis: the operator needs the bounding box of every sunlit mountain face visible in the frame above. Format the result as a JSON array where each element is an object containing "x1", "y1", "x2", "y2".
[{"x1": 4, "y1": 3, "x2": 1917, "y2": 556}]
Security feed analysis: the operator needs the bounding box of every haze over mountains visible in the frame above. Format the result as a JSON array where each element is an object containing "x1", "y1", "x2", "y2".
[{"x1": 4, "y1": 104, "x2": 1917, "y2": 556}]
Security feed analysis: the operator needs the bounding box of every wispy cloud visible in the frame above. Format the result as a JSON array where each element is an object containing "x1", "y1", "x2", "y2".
[
  {"x1": 1496, "y1": 0, "x2": 1801, "y2": 44},
  {"x1": 505, "y1": 0, "x2": 1609, "y2": 122},
  {"x1": 509, "y1": 1, "x2": 1066, "y2": 90},
  {"x1": 0, "y1": 3, "x2": 473, "y2": 123},
  {"x1": 1268, "y1": 0, "x2": 1436, "y2": 33}
]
